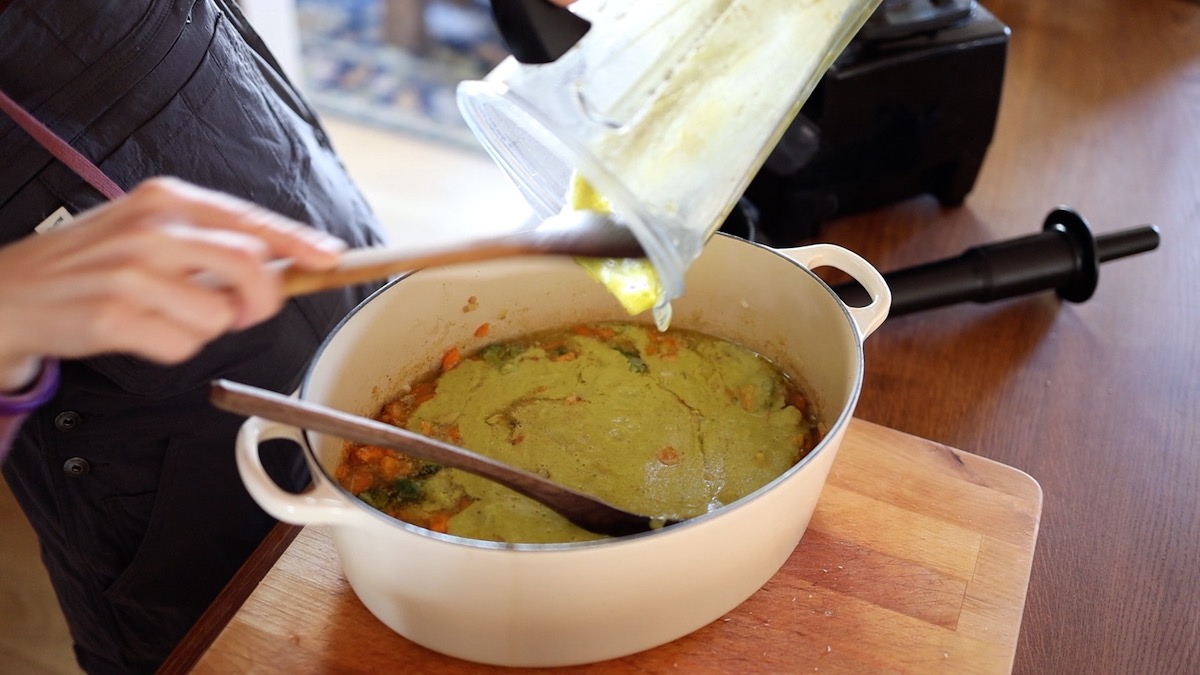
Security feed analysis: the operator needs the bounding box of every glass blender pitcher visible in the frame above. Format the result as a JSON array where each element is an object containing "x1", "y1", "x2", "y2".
[{"x1": 459, "y1": 0, "x2": 884, "y2": 321}]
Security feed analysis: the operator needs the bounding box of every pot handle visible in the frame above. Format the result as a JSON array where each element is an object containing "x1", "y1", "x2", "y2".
[
  {"x1": 779, "y1": 243, "x2": 891, "y2": 339},
  {"x1": 236, "y1": 415, "x2": 364, "y2": 527}
]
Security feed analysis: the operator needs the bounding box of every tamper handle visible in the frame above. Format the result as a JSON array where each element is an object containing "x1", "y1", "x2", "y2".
[
  {"x1": 1096, "y1": 225, "x2": 1162, "y2": 263},
  {"x1": 833, "y1": 208, "x2": 1161, "y2": 317}
]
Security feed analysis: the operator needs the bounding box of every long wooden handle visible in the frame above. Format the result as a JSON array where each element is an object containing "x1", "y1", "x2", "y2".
[
  {"x1": 279, "y1": 211, "x2": 644, "y2": 297},
  {"x1": 280, "y1": 238, "x2": 534, "y2": 297}
]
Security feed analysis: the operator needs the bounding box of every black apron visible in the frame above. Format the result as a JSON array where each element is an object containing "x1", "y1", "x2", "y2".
[{"x1": 0, "y1": 1, "x2": 387, "y2": 672}]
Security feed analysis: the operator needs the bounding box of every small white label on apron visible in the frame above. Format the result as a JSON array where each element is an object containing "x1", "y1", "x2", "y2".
[{"x1": 35, "y1": 206, "x2": 73, "y2": 234}]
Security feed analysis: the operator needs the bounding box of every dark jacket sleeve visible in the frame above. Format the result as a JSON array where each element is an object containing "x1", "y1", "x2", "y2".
[{"x1": 0, "y1": 413, "x2": 22, "y2": 464}]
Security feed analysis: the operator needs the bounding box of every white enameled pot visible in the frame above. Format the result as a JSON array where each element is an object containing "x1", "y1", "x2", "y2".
[{"x1": 236, "y1": 234, "x2": 890, "y2": 667}]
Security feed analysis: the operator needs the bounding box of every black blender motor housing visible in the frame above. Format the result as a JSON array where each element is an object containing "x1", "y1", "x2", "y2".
[{"x1": 742, "y1": 0, "x2": 1010, "y2": 242}]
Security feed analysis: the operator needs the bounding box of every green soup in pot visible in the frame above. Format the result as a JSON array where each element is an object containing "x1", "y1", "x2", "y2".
[{"x1": 335, "y1": 322, "x2": 824, "y2": 543}]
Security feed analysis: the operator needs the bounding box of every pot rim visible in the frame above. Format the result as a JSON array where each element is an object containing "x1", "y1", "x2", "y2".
[{"x1": 297, "y1": 233, "x2": 866, "y2": 551}]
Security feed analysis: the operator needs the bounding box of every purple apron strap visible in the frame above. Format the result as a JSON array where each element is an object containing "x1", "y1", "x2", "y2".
[{"x1": 0, "y1": 87, "x2": 126, "y2": 200}]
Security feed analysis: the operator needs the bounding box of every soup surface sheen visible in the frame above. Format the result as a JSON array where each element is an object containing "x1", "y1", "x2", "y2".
[{"x1": 336, "y1": 322, "x2": 823, "y2": 543}]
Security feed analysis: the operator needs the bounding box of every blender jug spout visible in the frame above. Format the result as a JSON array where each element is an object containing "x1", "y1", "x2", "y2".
[{"x1": 464, "y1": 0, "x2": 887, "y2": 311}]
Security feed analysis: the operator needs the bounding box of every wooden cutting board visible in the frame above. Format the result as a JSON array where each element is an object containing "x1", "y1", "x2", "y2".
[{"x1": 189, "y1": 419, "x2": 1042, "y2": 674}]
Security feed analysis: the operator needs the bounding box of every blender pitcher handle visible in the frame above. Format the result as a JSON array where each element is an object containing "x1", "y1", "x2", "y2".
[
  {"x1": 236, "y1": 416, "x2": 363, "y2": 527},
  {"x1": 779, "y1": 243, "x2": 891, "y2": 339}
]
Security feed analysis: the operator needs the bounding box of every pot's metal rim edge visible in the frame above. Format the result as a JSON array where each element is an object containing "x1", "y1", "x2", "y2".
[{"x1": 295, "y1": 233, "x2": 870, "y2": 552}]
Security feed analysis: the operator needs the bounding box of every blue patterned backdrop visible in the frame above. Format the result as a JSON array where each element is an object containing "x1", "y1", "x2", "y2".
[{"x1": 297, "y1": 0, "x2": 507, "y2": 149}]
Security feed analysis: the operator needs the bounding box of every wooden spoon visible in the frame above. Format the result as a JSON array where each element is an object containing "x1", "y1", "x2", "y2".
[
  {"x1": 281, "y1": 210, "x2": 644, "y2": 297},
  {"x1": 210, "y1": 379, "x2": 676, "y2": 538}
]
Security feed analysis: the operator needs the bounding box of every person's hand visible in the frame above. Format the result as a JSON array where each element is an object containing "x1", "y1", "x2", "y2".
[{"x1": 0, "y1": 177, "x2": 347, "y2": 392}]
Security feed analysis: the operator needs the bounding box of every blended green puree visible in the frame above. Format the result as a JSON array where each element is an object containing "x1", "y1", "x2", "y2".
[{"x1": 343, "y1": 322, "x2": 823, "y2": 544}]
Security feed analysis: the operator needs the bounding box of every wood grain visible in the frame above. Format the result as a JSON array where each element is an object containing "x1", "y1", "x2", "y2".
[
  {"x1": 808, "y1": 2, "x2": 1200, "y2": 673},
  {"x1": 170, "y1": 419, "x2": 1041, "y2": 674}
]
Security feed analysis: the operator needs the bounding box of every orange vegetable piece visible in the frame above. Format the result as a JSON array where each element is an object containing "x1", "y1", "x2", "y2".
[
  {"x1": 410, "y1": 381, "x2": 438, "y2": 408},
  {"x1": 786, "y1": 390, "x2": 810, "y2": 415},
  {"x1": 441, "y1": 346, "x2": 461, "y2": 371},
  {"x1": 475, "y1": 323, "x2": 491, "y2": 337},
  {"x1": 657, "y1": 446, "x2": 681, "y2": 465},
  {"x1": 379, "y1": 454, "x2": 413, "y2": 481},
  {"x1": 378, "y1": 400, "x2": 409, "y2": 426},
  {"x1": 354, "y1": 445, "x2": 387, "y2": 463},
  {"x1": 644, "y1": 330, "x2": 678, "y2": 358},
  {"x1": 428, "y1": 512, "x2": 452, "y2": 533},
  {"x1": 346, "y1": 468, "x2": 375, "y2": 494}
]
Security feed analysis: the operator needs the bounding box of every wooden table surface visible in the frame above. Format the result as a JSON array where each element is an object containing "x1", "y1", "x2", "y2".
[
  {"x1": 163, "y1": 1, "x2": 1199, "y2": 673},
  {"x1": 177, "y1": 420, "x2": 1044, "y2": 674},
  {"x1": 817, "y1": 2, "x2": 1200, "y2": 673}
]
